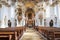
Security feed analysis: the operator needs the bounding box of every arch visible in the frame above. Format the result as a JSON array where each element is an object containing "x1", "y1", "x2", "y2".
[
  {"x1": 25, "y1": 8, "x2": 35, "y2": 27},
  {"x1": 16, "y1": 8, "x2": 22, "y2": 24},
  {"x1": 25, "y1": 8, "x2": 35, "y2": 18}
]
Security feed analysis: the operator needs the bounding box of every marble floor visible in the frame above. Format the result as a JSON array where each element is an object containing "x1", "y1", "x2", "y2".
[{"x1": 20, "y1": 28, "x2": 47, "y2": 40}]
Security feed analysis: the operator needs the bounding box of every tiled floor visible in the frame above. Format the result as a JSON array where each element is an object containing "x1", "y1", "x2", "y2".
[{"x1": 20, "y1": 28, "x2": 47, "y2": 40}]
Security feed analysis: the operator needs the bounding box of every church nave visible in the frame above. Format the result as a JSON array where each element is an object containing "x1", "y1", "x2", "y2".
[
  {"x1": 20, "y1": 28, "x2": 46, "y2": 40},
  {"x1": 0, "y1": 0, "x2": 60, "y2": 40}
]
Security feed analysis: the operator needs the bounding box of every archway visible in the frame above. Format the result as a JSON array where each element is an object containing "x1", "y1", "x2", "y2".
[
  {"x1": 25, "y1": 8, "x2": 35, "y2": 28},
  {"x1": 16, "y1": 8, "x2": 22, "y2": 25}
]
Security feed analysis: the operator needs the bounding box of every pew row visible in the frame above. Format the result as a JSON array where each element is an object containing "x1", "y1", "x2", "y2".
[
  {"x1": 35, "y1": 26, "x2": 60, "y2": 40},
  {"x1": 0, "y1": 27, "x2": 26, "y2": 40}
]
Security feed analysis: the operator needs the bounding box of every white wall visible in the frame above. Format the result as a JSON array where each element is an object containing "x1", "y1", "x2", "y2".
[{"x1": 0, "y1": 1, "x2": 60, "y2": 28}]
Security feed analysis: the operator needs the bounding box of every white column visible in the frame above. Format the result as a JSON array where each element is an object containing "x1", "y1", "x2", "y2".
[
  {"x1": 37, "y1": 11, "x2": 40, "y2": 26},
  {"x1": 1, "y1": 5, "x2": 5, "y2": 28},
  {"x1": 4, "y1": 7, "x2": 9, "y2": 27},
  {"x1": 43, "y1": 11, "x2": 44, "y2": 26},
  {"x1": 8, "y1": 7, "x2": 11, "y2": 20},
  {"x1": 0, "y1": 8, "x2": 1, "y2": 20},
  {"x1": 46, "y1": 6, "x2": 50, "y2": 18},
  {"x1": 1, "y1": 5, "x2": 7, "y2": 28},
  {"x1": 50, "y1": 6, "x2": 54, "y2": 18},
  {"x1": 50, "y1": 6, "x2": 55, "y2": 27},
  {"x1": 35, "y1": 6, "x2": 38, "y2": 26},
  {"x1": 58, "y1": 5, "x2": 60, "y2": 19},
  {"x1": 0, "y1": 5, "x2": 11, "y2": 28},
  {"x1": 21, "y1": 5, "x2": 25, "y2": 26},
  {"x1": 22, "y1": 13, "x2": 25, "y2": 26},
  {"x1": 35, "y1": 13, "x2": 38, "y2": 26},
  {"x1": 10, "y1": 6, "x2": 16, "y2": 27},
  {"x1": 35, "y1": 12, "x2": 39, "y2": 26},
  {"x1": 45, "y1": 5, "x2": 50, "y2": 26},
  {"x1": 0, "y1": 8, "x2": 2, "y2": 27},
  {"x1": 57, "y1": 4, "x2": 60, "y2": 27},
  {"x1": 54, "y1": 5, "x2": 59, "y2": 27}
]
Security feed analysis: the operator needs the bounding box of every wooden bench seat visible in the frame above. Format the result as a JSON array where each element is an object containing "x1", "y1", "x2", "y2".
[
  {"x1": 0, "y1": 36, "x2": 9, "y2": 38},
  {"x1": 36, "y1": 27, "x2": 60, "y2": 40},
  {"x1": 0, "y1": 27, "x2": 26, "y2": 40}
]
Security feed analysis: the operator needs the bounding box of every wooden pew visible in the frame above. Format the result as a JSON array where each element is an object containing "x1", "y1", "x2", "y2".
[
  {"x1": 0, "y1": 28, "x2": 17, "y2": 40},
  {"x1": 0, "y1": 27, "x2": 26, "y2": 40},
  {"x1": 36, "y1": 27, "x2": 60, "y2": 40}
]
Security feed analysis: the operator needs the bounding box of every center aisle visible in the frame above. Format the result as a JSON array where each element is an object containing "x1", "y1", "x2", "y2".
[{"x1": 20, "y1": 28, "x2": 46, "y2": 40}]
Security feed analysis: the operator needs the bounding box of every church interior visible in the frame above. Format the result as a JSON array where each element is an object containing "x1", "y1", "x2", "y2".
[{"x1": 0, "y1": 0, "x2": 60, "y2": 40}]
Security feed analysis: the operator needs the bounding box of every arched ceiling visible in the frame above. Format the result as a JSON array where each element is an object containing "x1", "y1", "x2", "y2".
[
  {"x1": 25, "y1": 2, "x2": 35, "y2": 8},
  {"x1": 0, "y1": 0, "x2": 60, "y2": 8},
  {"x1": 18, "y1": 0, "x2": 49, "y2": 3}
]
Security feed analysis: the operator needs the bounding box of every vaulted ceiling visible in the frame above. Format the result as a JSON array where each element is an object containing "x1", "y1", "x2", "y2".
[{"x1": 0, "y1": 0, "x2": 60, "y2": 8}]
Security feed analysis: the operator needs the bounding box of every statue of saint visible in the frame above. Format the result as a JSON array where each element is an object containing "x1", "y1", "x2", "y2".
[
  {"x1": 4, "y1": 16, "x2": 6, "y2": 26},
  {"x1": 8, "y1": 20, "x2": 11, "y2": 27},
  {"x1": 49, "y1": 20, "x2": 54, "y2": 27}
]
